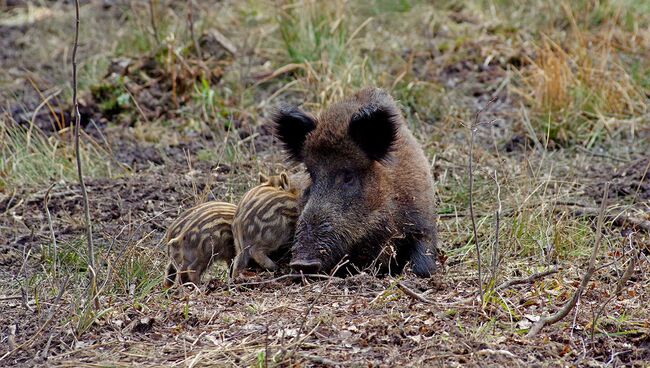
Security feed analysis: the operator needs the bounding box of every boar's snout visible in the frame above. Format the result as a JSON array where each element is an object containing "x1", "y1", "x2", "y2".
[
  {"x1": 290, "y1": 258, "x2": 322, "y2": 273},
  {"x1": 290, "y1": 209, "x2": 338, "y2": 274}
]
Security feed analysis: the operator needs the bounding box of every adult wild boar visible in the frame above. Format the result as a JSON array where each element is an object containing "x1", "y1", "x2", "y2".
[{"x1": 273, "y1": 87, "x2": 438, "y2": 277}]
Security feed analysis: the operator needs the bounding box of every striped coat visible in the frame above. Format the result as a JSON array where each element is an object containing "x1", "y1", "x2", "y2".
[
  {"x1": 231, "y1": 173, "x2": 299, "y2": 277},
  {"x1": 163, "y1": 201, "x2": 237, "y2": 287}
]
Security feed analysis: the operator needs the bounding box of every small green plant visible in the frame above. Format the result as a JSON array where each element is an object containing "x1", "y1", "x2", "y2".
[
  {"x1": 41, "y1": 237, "x2": 88, "y2": 275},
  {"x1": 255, "y1": 350, "x2": 267, "y2": 368},
  {"x1": 109, "y1": 246, "x2": 161, "y2": 300},
  {"x1": 277, "y1": 1, "x2": 349, "y2": 65},
  {"x1": 91, "y1": 77, "x2": 131, "y2": 117}
]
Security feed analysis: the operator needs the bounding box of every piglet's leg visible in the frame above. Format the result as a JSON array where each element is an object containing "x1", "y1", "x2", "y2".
[
  {"x1": 163, "y1": 261, "x2": 178, "y2": 288},
  {"x1": 186, "y1": 260, "x2": 207, "y2": 286},
  {"x1": 250, "y1": 246, "x2": 278, "y2": 271},
  {"x1": 179, "y1": 266, "x2": 191, "y2": 285},
  {"x1": 231, "y1": 251, "x2": 249, "y2": 278}
]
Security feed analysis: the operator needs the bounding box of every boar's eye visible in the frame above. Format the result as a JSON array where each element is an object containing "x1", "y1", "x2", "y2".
[{"x1": 339, "y1": 170, "x2": 358, "y2": 191}]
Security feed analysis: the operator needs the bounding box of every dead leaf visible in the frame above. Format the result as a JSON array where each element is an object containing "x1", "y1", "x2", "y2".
[
  {"x1": 276, "y1": 328, "x2": 298, "y2": 338},
  {"x1": 128, "y1": 317, "x2": 155, "y2": 334}
]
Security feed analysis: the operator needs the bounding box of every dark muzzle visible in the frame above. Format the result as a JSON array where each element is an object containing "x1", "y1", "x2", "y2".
[
  {"x1": 289, "y1": 258, "x2": 322, "y2": 274},
  {"x1": 290, "y1": 212, "x2": 334, "y2": 274}
]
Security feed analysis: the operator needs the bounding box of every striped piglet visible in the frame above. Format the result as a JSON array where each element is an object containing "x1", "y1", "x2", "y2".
[
  {"x1": 231, "y1": 172, "x2": 300, "y2": 277},
  {"x1": 163, "y1": 201, "x2": 237, "y2": 287}
]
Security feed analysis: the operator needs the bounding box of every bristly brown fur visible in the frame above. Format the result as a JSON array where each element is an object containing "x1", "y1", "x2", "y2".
[{"x1": 273, "y1": 87, "x2": 438, "y2": 277}]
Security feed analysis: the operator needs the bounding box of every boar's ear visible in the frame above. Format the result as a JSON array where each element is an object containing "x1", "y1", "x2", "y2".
[
  {"x1": 348, "y1": 104, "x2": 399, "y2": 162},
  {"x1": 272, "y1": 105, "x2": 316, "y2": 162},
  {"x1": 280, "y1": 172, "x2": 290, "y2": 190},
  {"x1": 259, "y1": 172, "x2": 269, "y2": 184}
]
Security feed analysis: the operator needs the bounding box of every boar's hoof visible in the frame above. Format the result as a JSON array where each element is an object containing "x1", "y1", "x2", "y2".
[{"x1": 290, "y1": 259, "x2": 322, "y2": 274}]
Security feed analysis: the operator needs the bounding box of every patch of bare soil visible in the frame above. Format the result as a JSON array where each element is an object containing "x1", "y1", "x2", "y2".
[
  {"x1": 597, "y1": 157, "x2": 650, "y2": 202},
  {"x1": 0, "y1": 167, "x2": 235, "y2": 366},
  {"x1": 408, "y1": 31, "x2": 528, "y2": 152},
  {"x1": 578, "y1": 155, "x2": 650, "y2": 235},
  {"x1": 2, "y1": 2, "x2": 649, "y2": 366},
  {"x1": 2, "y1": 267, "x2": 647, "y2": 367},
  {"x1": 0, "y1": 167, "x2": 231, "y2": 250}
]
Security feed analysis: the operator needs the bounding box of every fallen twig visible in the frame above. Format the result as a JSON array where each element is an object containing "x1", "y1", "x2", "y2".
[
  {"x1": 495, "y1": 268, "x2": 559, "y2": 292},
  {"x1": 466, "y1": 96, "x2": 498, "y2": 306},
  {"x1": 475, "y1": 349, "x2": 517, "y2": 358},
  {"x1": 253, "y1": 63, "x2": 305, "y2": 85},
  {"x1": 0, "y1": 295, "x2": 22, "y2": 301},
  {"x1": 231, "y1": 273, "x2": 341, "y2": 289},
  {"x1": 209, "y1": 29, "x2": 237, "y2": 55},
  {"x1": 590, "y1": 243, "x2": 639, "y2": 339},
  {"x1": 527, "y1": 183, "x2": 610, "y2": 338},
  {"x1": 72, "y1": 0, "x2": 98, "y2": 310},
  {"x1": 397, "y1": 281, "x2": 433, "y2": 304},
  {"x1": 560, "y1": 205, "x2": 650, "y2": 234}
]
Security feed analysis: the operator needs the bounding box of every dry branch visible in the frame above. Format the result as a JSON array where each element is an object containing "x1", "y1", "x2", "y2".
[
  {"x1": 466, "y1": 96, "x2": 498, "y2": 305},
  {"x1": 43, "y1": 183, "x2": 57, "y2": 277},
  {"x1": 590, "y1": 245, "x2": 639, "y2": 339},
  {"x1": 209, "y1": 29, "x2": 237, "y2": 55},
  {"x1": 526, "y1": 183, "x2": 610, "y2": 338},
  {"x1": 397, "y1": 281, "x2": 433, "y2": 304},
  {"x1": 72, "y1": 0, "x2": 98, "y2": 309},
  {"x1": 495, "y1": 268, "x2": 559, "y2": 292},
  {"x1": 561, "y1": 205, "x2": 650, "y2": 233}
]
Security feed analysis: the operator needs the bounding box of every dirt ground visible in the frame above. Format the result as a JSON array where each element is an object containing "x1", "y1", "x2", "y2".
[{"x1": 1, "y1": 1, "x2": 650, "y2": 367}]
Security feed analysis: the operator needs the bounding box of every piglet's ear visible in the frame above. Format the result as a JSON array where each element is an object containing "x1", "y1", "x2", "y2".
[
  {"x1": 280, "y1": 172, "x2": 290, "y2": 190},
  {"x1": 259, "y1": 172, "x2": 269, "y2": 184},
  {"x1": 348, "y1": 104, "x2": 399, "y2": 163},
  {"x1": 273, "y1": 105, "x2": 316, "y2": 162}
]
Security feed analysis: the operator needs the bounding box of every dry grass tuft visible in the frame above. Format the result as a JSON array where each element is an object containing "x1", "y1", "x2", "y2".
[
  {"x1": 515, "y1": 5, "x2": 649, "y2": 145},
  {"x1": 2, "y1": 0, "x2": 650, "y2": 366}
]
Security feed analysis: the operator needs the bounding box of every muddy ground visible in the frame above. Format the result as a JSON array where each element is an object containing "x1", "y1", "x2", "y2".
[{"x1": 1, "y1": 1, "x2": 650, "y2": 367}]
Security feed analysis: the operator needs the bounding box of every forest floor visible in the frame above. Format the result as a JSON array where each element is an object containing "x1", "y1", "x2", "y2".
[{"x1": 1, "y1": 0, "x2": 649, "y2": 366}]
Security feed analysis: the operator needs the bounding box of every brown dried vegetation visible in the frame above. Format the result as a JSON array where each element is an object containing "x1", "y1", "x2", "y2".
[{"x1": 0, "y1": 0, "x2": 649, "y2": 367}]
